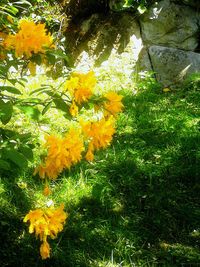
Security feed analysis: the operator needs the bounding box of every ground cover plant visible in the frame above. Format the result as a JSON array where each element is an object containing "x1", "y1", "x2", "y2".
[{"x1": 0, "y1": 1, "x2": 200, "y2": 267}]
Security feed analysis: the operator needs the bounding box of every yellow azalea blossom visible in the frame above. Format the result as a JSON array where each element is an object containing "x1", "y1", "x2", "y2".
[
  {"x1": 4, "y1": 19, "x2": 54, "y2": 58},
  {"x1": 74, "y1": 87, "x2": 93, "y2": 105},
  {"x1": 23, "y1": 209, "x2": 44, "y2": 234},
  {"x1": 64, "y1": 77, "x2": 79, "y2": 93},
  {"x1": 69, "y1": 99, "x2": 78, "y2": 117},
  {"x1": 65, "y1": 71, "x2": 96, "y2": 104},
  {"x1": 43, "y1": 185, "x2": 51, "y2": 196},
  {"x1": 40, "y1": 241, "x2": 50, "y2": 260},
  {"x1": 104, "y1": 91, "x2": 124, "y2": 116},
  {"x1": 85, "y1": 142, "x2": 95, "y2": 161},
  {"x1": 34, "y1": 129, "x2": 84, "y2": 180},
  {"x1": 81, "y1": 116, "x2": 115, "y2": 151},
  {"x1": 24, "y1": 204, "x2": 68, "y2": 259}
]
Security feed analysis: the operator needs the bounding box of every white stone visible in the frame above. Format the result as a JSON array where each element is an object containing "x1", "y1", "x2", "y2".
[
  {"x1": 149, "y1": 45, "x2": 200, "y2": 86},
  {"x1": 140, "y1": 0, "x2": 200, "y2": 51}
]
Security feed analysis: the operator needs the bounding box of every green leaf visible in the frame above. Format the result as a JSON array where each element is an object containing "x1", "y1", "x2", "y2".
[
  {"x1": 21, "y1": 97, "x2": 42, "y2": 104},
  {"x1": 17, "y1": 105, "x2": 41, "y2": 121},
  {"x1": 42, "y1": 101, "x2": 52, "y2": 115},
  {"x1": 46, "y1": 49, "x2": 69, "y2": 63},
  {"x1": 53, "y1": 97, "x2": 70, "y2": 113},
  {"x1": 0, "y1": 159, "x2": 10, "y2": 170},
  {"x1": 17, "y1": 133, "x2": 32, "y2": 144},
  {"x1": 4, "y1": 148, "x2": 28, "y2": 169},
  {"x1": 0, "y1": 100, "x2": 13, "y2": 124},
  {"x1": 31, "y1": 54, "x2": 42, "y2": 65},
  {"x1": 0, "y1": 5, "x2": 18, "y2": 15},
  {"x1": 19, "y1": 145, "x2": 33, "y2": 161},
  {"x1": 13, "y1": 0, "x2": 32, "y2": 6},
  {"x1": 29, "y1": 86, "x2": 52, "y2": 96},
  {"x1": 0, "y1": 85, "x2": 21, "y2": 95}
]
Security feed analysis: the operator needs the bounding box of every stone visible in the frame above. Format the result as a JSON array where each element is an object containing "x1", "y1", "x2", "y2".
[
  {"x1": 136, "y1": 47, "x2": 153, "y2": 73},
  {"x1": 171, "y1": 0, "x2": 200, "y2": 9},
  {"x1": 148, "y1": 45, "x2": 200, "y2": 86},
  {"x1": 140, "y1": 0, "x2": 200, "y2": 51}
]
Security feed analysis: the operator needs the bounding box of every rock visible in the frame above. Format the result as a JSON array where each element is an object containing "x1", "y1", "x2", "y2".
[
  {"x1": 140, "y1": 0, "x2": 200, "y2": 51},
  {"x1": 136, "y1": 47, "x2": 153, "y2": 73},
  {"x1": 171, "y1": 0, "x2": 200, "y2": 9},
  {"x1": 148, "y1": 45, "x2": 200, "y2": 86}
]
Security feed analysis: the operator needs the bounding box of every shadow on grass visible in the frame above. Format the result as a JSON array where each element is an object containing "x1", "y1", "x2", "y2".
[
  {"x1": 44, "y1": 86, "x2": 200, "y2": 266},
  {"x1": 1, "y1": 84, "x2": 200, "y2": 266}
]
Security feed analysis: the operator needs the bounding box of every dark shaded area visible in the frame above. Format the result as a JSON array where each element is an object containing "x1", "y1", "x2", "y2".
[
  {"x1": 62, "y1": 0, "x2": 109, "y2": 21},
  {"x1": 64, "y1": 11, "x2": 139, "y2": 67}
]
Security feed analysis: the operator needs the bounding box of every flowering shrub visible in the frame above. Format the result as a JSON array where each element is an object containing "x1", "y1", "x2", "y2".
[
  {"x1": 34, "y1": 70, "x2": 123, "y2": 182},
  {"x1": 0, "y1": 2, "x2": 124, "y2": 260},
  {"x1": 23, "y1": 69, "x2": 123, "y2": 259}
]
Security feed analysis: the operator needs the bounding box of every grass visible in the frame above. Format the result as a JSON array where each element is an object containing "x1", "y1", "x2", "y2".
[{"x1": 0, "y1": 72, "x2": 200, "y2": 266}]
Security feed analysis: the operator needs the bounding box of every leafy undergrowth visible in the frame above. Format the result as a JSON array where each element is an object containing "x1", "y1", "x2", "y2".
[{"x1": 0, "y1": 74, "x2": 200, "y2": 266}]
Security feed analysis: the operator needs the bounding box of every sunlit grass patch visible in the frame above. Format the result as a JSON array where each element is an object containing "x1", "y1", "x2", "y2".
[{"x1": 0, "y1": 71, "x2": 200, "y2": 266}]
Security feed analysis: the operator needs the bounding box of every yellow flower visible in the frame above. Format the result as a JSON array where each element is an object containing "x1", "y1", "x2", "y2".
[
  {"x1": 85, "y1": 142, "x2": 94, "y2": 161},
  {"x1": 43, "y1": 185, "x2": 51, "y2": 196},
  {"x1": 69, "y1": 100, "x2": 78, "y2": 117},
  {"x1": 40, "y1": 241, "x2": 51, "y2": 260},
  {"x1": 81, "y1": 116, "x2": 115, "y2": 150},
  {"x1": 64, "y1": 77, "x2": 79, "y2": 93},
  {"x1": 74, "y1": 87, "x2": 93, "y2": 105},
  {"x1": 34, "y1": 129, "x2": 84, "y2": 180},
  {"x1": 104, "y1": 91, "x2": 124, "y2": 116},
  {"x1": 4, "y1": 19, "x2": 54, "y2": 58},
  {"x1": 65, "y1": 71, "x2": 96, "y2": 104},
  {"x1": 47, "y1": 204, "x2": 68, "y2": 239},
  {"x1": 23, "y1": 209, "x2": 44, "y2": 234},
  {"x1": 24, "y1": 204, "x2": 68, "y2": 260}
]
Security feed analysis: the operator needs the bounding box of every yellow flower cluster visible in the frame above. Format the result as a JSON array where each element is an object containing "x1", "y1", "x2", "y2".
[
  {"x1": 23, "y1": 204, "x2": 67, "y2": 260},
  {"x1": 65, "y1": 71, "x2": 97, "y2": 105},
  {"x1": 4, "y1": 19, "x2": 54, "y2": 58},
  {"x1": 35, "y1": 128, "x2": 84, "y2": 180},
  {"x1": 104, "y1": 91, "x2": 124, "y2": 116},
  {"x1": 81, "y1": 116, "x2": 116, "y2": 161}
]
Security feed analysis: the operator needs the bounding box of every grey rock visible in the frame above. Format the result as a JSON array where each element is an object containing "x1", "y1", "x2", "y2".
[
  {"x1": 149, "y1": 45, "x2": 200, "y2": 86},
  {"x1": 136, "y1": 47, "x2": 153, "y2": 73},
  {"x1": 140, "y1": 0, "x2": 200, "y2": 51},
  {"x1": 171, "y1": 0, "x2": 200, "y2": 9}
]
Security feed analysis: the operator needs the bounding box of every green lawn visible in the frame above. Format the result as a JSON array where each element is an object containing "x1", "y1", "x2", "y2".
[{"x1": 0, "y1": 73, "x2": 200, "y2": 266}]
